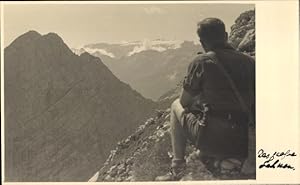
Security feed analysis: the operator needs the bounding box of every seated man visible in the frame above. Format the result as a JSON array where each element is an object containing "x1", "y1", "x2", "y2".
[{"x1": 156, "y1": 18, "x2": 255, "y2": 181}]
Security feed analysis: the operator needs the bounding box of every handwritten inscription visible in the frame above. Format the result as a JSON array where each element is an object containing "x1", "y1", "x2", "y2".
[{"x1": 258, "y1": 149, "x2": 296, "y2": 170}]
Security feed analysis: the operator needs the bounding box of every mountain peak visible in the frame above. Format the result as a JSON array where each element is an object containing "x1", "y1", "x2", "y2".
[
  {"x1": 8, "y1": 30, "x2": 42, "y2": 48},
  {"x1": 5, "y1": 30, "x2": 157, "y2": 181},
  {"x1": 8, "y1": 31, "x2": 67, "y2": 50},
  {"x1": 24, "y1": 30, "x2": 42, "y2": 37},
  {"x1": 6, "y1": 31, "x2": 74, "y2": 58},
  {"x1": 40, "y1": 32, "x2": 70, "y2": 52},
  {"x1": 43, "y1": 32, "x2": 64, "y2": 43}
]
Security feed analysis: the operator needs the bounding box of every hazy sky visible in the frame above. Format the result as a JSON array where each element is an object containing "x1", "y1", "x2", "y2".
[{"x1": 4, "y1": 3, "x2": 254, "y2": 48}]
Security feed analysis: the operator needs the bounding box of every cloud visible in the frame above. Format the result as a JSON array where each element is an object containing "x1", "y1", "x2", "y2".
[
  {"x1": 127, "y1": 39, "x2": 166, "y2": 56},
  {"x1": 84, "y1": 48, "x2": 115, "y2": 58},
  {"x1": 143, "y1": 6, "x2": 165, "y2": 15},
  {"x1": 127, "y1": 39, "x2": 184, "y2": 56}
]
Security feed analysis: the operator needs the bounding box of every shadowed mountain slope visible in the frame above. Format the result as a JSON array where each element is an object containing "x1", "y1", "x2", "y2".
[{"x1": 5, "y1": 31, "x2": 156, "y2": 181}]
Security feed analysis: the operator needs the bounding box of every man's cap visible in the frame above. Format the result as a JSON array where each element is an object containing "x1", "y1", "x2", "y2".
[{"x1": 197, "y1": 18, "x2": 226, "y2": 42}]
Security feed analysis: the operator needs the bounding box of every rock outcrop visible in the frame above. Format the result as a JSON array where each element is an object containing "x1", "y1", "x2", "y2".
[
  {"x1": 92, "y1": 109, "x2": 254, "y2": 182},
  {"x1": 4, "y1": 31, "x2": 156, "y2": 181},
  {"x1": 229, "y1": 9, "x2": 255, "y2": 56}
]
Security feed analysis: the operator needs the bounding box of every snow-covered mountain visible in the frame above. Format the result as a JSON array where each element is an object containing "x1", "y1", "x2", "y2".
[
  {"x1": 72, "y1": 39, "x2": 187, "y2": 59},
  {"x1": 72, "y1": 40, "x2": 202, "y2": 100}
]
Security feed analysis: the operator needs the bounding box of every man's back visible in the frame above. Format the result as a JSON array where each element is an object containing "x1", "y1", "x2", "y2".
[
  {"x1": 187, "y1": 46, "x2": 255, "y2": 113},
  {"x1": 182, "y1": 46, "x2": 255, "y2": 157}
]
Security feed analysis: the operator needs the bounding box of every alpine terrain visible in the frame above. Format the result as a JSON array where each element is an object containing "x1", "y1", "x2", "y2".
[
  {"x1": 4, "y1": 31, "x2": 156, "y2": 181},
  {"x1": 4, "y1": 8, "x2": 255, "y2": 182},
  {"x1": 89, "y1": 9, "x2": 256, "y2": 182}
]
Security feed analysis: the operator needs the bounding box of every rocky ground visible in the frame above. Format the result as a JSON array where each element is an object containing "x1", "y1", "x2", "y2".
[{"x1": 90, "y1": 109, "x2": 255, "y2": 182}]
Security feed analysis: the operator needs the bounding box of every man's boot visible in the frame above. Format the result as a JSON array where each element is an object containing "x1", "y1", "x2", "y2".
[{"x1": 155, "y1": 159, "x2": 186, "y2": 181}]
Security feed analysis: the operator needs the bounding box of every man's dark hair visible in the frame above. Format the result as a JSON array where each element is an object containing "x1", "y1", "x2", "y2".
[{"x1": 197, "y1": 18, "x2": 226, "y2": 42}]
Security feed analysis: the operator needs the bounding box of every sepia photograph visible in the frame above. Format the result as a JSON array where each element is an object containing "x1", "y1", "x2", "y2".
[
  {"x1": 0, "y1": 1, "x2": 298, "y2": 183},
  {"x1": 3, "y1": 2, "x2": 256, "y2": 182}
]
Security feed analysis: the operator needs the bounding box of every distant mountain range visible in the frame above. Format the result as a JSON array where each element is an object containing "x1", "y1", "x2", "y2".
[
  {"x1": 72, "y1": 39, "x2": 187, "y2": 58},
  {"x1": 5, "y1": 31, "x2": 156, "y2": 181},
  {"x1": 72, "y1": 40, "x2": 203, "y2": 100}
]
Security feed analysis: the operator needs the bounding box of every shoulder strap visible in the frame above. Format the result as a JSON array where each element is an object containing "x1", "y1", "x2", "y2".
[{"x1": 205, "y1": 51, "x2": 254, "y2": 124}]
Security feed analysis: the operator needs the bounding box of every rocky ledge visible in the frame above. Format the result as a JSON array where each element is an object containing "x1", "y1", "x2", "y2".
[{"x1": 90, "y1": 109, "x2": 255, "y2": 182}]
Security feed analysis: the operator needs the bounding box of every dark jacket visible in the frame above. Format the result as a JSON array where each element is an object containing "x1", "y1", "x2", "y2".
[
  {"x1": 183, "y1": 44, "x2": 255, "y2": 114},
  {"x1": 182, "y1": 44, "x2": 255, "y2": 157}
]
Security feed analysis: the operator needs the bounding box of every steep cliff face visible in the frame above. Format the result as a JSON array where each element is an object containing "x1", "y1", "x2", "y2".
[
  {"x1": 5, "y1": 31, "x2": 156, "y2": 181},
  {"x1": 229, "y1": 9, "x2": 255, "y2": 56}
]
